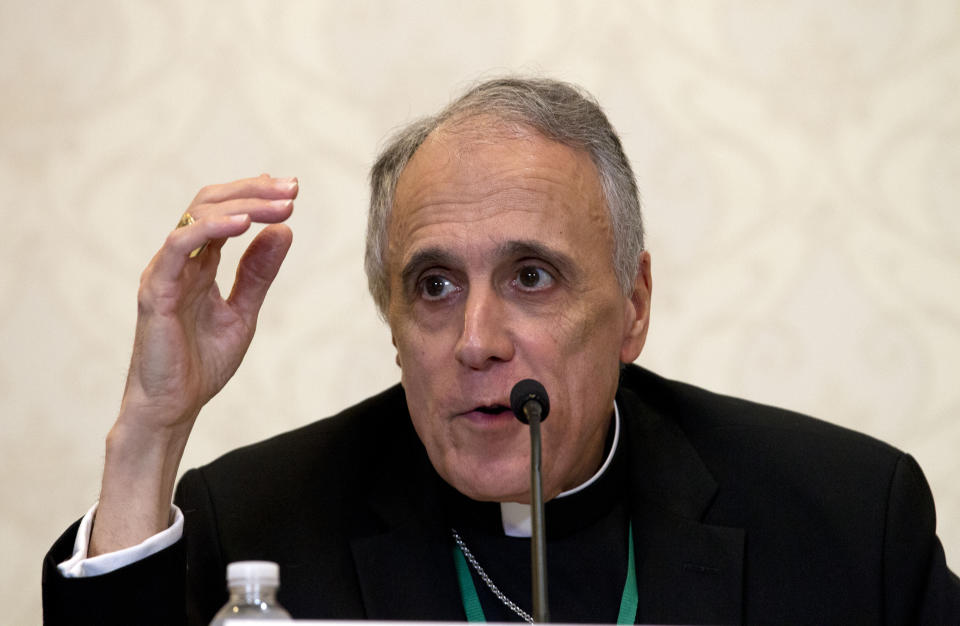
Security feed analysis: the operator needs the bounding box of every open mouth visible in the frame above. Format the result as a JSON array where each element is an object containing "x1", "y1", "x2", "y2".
[
  {"x1": 474, "y1": 404, "x2": 511, "y2": 415},
  {"x1": 458, "y1": 403, "x2": 517, "y2": 430}
]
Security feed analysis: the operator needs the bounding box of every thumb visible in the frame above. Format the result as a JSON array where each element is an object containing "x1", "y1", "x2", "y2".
[{"x1": 228, "y1": 224, "x2": 293, "y2": 325}]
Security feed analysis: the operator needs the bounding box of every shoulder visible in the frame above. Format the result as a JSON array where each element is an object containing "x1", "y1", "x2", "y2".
[
  {"x1": 222, "y1": 383, "x2": 406, "y2": 456},
  {"x1": 617, "y1": 365, "x2": 960, "y2": 619},
  {"x1": 619, "y1": 363, "x2": 901, "y2": 466},
  {"x1": 178, "y1": 383, "x2": 416, "y2": 506},
  {"x1": 617, "y1": 364, "x2": 908, "y2": 509}
]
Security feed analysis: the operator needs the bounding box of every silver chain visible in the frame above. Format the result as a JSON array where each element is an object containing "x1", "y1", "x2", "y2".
[{"x1": 451, "y1": 528, "x2": 534, "y2": 624}]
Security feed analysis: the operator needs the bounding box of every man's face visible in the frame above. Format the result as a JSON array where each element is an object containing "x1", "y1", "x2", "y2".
[{"x1": 386, "y1": 118, "x2": 651, "y2": 503}]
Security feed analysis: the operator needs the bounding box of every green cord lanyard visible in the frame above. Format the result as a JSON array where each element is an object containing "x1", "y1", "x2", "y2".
[{"x1": 453, "y1": 524, "x2": 638, "y2": 624}]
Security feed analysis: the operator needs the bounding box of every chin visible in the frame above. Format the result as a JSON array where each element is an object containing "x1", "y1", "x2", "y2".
[{"x1": 443, "y1": 456, "x2": 531, "y2": 503}]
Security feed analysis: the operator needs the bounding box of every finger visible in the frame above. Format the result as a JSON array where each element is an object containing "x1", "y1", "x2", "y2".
[
  {"x1": 192, "y1": 176, "x2": 298, "y2": 205},
  {"x1": 189, "y1": 197, "x2": 294, "y2": 224},
  {"x1": 227, "y1": 224, "x2": 293, "y2": 325},
  {"x1": 150, "y1": 214, "x2": 251, "y2": 282}
]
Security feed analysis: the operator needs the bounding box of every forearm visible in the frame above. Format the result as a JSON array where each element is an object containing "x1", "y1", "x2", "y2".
[{"x1": 90, "y1": 411, "x2": 194, "y2": 556}]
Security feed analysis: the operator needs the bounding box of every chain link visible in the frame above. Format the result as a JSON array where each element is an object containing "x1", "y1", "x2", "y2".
[{"x1": 451, "y1": 528, "x2": 534, "y2": 624}]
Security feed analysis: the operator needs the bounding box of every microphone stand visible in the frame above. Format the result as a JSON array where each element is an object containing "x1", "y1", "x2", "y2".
[
  {"x1": 526, "y1": 402, "x2": 549, "y2": 623},
  {"x1": 511, "y1": 379, "x2": 551, "y2": 623}
]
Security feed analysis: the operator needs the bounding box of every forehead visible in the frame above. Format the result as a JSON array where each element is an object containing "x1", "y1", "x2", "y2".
[{"x1": 387, "y1": 118, "x2": 611, "y2": 269}]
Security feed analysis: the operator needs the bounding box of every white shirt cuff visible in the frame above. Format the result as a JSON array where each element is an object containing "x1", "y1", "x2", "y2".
[{"x1": 57, "y1": 502, "x2": 184, "y2": 577}]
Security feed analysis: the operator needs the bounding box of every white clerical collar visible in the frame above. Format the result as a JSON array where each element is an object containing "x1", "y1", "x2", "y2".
[{"x1": 500, "y1": 402, "x2": 621, "y2": 538}]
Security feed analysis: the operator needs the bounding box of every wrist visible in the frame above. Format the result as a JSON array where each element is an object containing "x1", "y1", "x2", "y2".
[{"x1": 107, "y1": 403, "x2": 195, "y2": 459}]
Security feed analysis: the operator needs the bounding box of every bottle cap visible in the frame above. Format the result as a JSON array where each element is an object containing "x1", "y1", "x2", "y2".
[{"x1": 226, "y1": 560, "x2": 280, "y2": 587}]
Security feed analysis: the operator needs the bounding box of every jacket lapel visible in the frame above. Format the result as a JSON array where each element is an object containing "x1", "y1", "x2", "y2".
[
  {"x1": 620, "y1": 387, "x2": 745, "y2": 625},
  {"x1": 347, "y1": 420, "x2": 465, "y2": 620},
  {"x1": 349, "y1": 520, "x2": 464, "y2": 620}
]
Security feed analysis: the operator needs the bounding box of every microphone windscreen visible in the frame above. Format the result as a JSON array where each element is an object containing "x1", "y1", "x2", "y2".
[{"x1": 510, "y1": 379, "x2": 550, "y2": 423}]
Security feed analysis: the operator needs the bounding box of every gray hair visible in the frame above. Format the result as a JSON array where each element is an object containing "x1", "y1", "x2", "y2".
[{"x1": 364, "y1": 76, "x2": 644, "y2": 316}]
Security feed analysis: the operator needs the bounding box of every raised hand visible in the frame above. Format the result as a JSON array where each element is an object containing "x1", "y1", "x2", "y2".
[{"x1": 91, "y1": 175, "x2": 297, "y2": 555}]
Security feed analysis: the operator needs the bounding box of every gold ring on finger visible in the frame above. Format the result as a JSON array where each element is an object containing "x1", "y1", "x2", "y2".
[{"x1": 175, "y1": 211, "x2": 208, "y2": 258}]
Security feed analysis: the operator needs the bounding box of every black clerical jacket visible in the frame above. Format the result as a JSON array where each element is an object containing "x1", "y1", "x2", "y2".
[{"x1": 43, "y1": 365, "x2": 960, "y2": 624}]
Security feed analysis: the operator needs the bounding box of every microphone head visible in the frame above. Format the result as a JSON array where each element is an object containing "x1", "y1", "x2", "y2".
[{"x1": 510, "y1": 379, "x2": 550, "y2": 424}]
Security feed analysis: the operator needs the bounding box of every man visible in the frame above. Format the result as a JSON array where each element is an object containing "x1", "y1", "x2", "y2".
[{"x1": 43, "y1": 78, "x2": 959, "y2": 624}]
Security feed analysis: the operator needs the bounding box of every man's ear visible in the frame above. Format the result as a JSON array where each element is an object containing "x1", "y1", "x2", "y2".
[
  {"x1": 620, "y1": 251, "x2": 652, "y2": 364},
  {"x1": 392, "y1": 334, "x2": 401, "y2": 368}
]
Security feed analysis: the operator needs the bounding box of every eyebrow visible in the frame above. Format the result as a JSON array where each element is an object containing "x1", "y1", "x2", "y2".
[
  {"x1": 498, "y1": 240, "x2": 577, "y2": 278},
  {"x1": 400, "y1": 248, "x2": 458, "y2": 289},
  {"x1": 399, "y1": 239, "x2": 579, "y2": 289}
]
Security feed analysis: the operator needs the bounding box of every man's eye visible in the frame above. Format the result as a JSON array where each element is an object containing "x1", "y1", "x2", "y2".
[
  {"x1": 420, "y1": 275, "x2": 457, "y2": 300},
  {"x1": 514, "y1": 266, "x2": 554, "y2": 291}
]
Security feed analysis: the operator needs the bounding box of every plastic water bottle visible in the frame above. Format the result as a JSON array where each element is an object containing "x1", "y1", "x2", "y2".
[{"x1": 209, "y1": 561, "x2": 292, "y2": 624}]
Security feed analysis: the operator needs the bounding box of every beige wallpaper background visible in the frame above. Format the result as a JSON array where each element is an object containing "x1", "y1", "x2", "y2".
[{"x1": 2, "y1": 1, "x2": 958, "y2": 621}]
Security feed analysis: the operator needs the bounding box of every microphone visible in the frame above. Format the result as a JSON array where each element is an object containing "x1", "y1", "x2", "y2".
[
  {"x1": 510, "y1": 379, "x2": 550, "y2": 623},
  {"x1": 510, "y1": 378, "x2": 550, "y2": 424}
]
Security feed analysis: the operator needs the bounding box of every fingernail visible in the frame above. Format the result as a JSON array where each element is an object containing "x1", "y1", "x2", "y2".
[{"x1": 230, "y1": 214, "x2": 249, "y2": 223}]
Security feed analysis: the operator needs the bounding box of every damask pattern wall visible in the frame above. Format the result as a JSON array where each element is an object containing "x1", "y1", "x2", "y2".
[{"x1": 1, "y1": 1, "x2": 958, "y2": 621}]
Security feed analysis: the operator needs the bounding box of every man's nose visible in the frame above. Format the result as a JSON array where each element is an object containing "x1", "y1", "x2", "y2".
[{"x1": 454, "y1": 286, "x2": 515, "y2": 370}]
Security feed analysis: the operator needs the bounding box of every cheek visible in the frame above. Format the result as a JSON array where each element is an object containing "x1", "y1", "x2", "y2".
[
  {"x1": 395, "y1": 320, "x2": 453, "y2": 374},
  {"x1": 396, "y1": 332, "x2": 431, "y2": 396},
  {"x1": 394, "y1": 323, "x2": 456, "y2": 418},
  {"x1": 539, "y1": 297, "x2": 625, "y2": 425},
  {"x1": 545, "y1": 295, "x2": 624, "y2": 362},
  {"x1": 398, "y1": 349, "x2": 444, "y2": 453}
]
